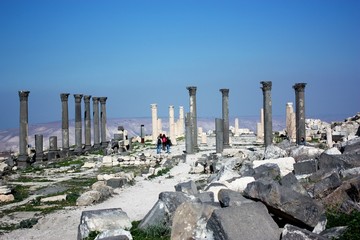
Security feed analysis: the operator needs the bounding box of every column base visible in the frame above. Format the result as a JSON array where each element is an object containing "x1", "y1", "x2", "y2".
[{"x1": 17, "y1": 155, "x2": 30, "y2": 169}]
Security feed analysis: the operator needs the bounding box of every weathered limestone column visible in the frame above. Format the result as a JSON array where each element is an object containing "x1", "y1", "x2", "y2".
[
  {"x1": 220, "y1": 89, "x2": 230, "y2": 148},
  {"x1": 60, "y1": 93, "x2": 70, "y2": 151},
  {"x1": 169, "y1": 105, "x2": 177, "y2": 145},
  {"x1": 185, "y1": 112, "x2": 194, "y2": 154},
  {"x1": 187, "y1": 86, "x2": 199, "y2": 151},
  {"x1": 234, "y1": 118, "x2": 239, "y2": 136},
  {"x1": 157, "y1": 118, "x2": 162, "y2": 134},
  {"x1": 48, "y1": 136, "x2": 58, "y2": 160},
  {"x1": 215, "y1": 118, "x2": 224, "y2": 153},
  {"x1": 99, "y1": 97, "x2": 108, "y2": 146},
  {"x1": 256, "y1": 108, "x2": 264, "y2": 142},
  {"x1": 261, "y1": 81, "x2": 273, "y2": 147},
  {"x1": 74, "y1": 94, "x2": 83, "y2": 153},
  {"x1": 286, "y1": 102, "x2": 296, "y2": 142},
  {"x1": 293, "y1": 83, "x2": 307, "y2": 145},
  {"x1": 35, "y1": 134, "x2": 44, "y2": 161},
  {"x1": 140, "y1": 124, "x2": 145, "y2": 143},
  {"x1": 18, "y1": 90, "x2": 30, "y2": 166},
  {"x1": 151, "y1": 104, "x2": 158, "y2": 143},
  {"x1": 201, "y1": 133, "x2": 207, "y2": 145},
  {"x1": 84, "y1": 95, "x2": 92, "y2": 150},
  {"x1": 92, "y1": 97, "x2": 100, "y2": 148},
  {"x1": 178, "y1": 106, "x2": 185, "y2": 136},
  {"x1": 326, "y1": 126, "x2": 333, "y2": 148}
]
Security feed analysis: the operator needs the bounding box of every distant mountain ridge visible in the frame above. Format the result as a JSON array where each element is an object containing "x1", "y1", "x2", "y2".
[{"x1": 0, "y1": 114, "x2": 349, "y2": 153}]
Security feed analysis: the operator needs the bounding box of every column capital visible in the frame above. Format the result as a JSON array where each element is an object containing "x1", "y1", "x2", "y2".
[
  {"x1": 151, "y1": 103, "x2": 157, "y2": 109},
  {"x1": 99, "y1": 97, "x2": 107, "y2": 104},
  {"x1": 169, "y1": 105, "x2": 174, "y2": 109},
  {"x1": 260, "y1": 81, "x2": 272, "y2": 91},
  {"x1": 186, "y1": 86, "x2": 197, "y2": 95},
  {"x1": 293, "y1": 83, "x2": 307, "y2": 92},
  {"x1": 92, "y1": 97, "x2": 99, "y2": 103},
  {"x1": 84, "y1": 95, "x2": 92, "y2": 103},
  {"x1": 74, "y1": 94, "x2": 83, "y2": 103},
  {"x1": 60, "y1": 93, "x2": 70, "y2": 101},
  {"x1": 220, "y1": 88, "x2": 229, "y2": 96},
  {"x1": 18, "y1": 90, "x2": 30, "y2": 101}
]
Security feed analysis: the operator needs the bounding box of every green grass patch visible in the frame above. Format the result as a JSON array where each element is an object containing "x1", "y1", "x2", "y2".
[
  {"x1": 326, "y1": 210, "x2": 360, "y2": 240},
  {"x1": 148, "y1": 168, "x2": 171, "y2": 179},
  {"x1": 130, "y1": 221, "x2": 170, "y2": 240},
  {"x1": 47, "y1": 157, "x2": 85, "y2": 168}
]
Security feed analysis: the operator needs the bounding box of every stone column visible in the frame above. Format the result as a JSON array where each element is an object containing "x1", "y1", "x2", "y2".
[
  {"x1": 220, "y1": 89, "x2": 230, "y2": 148},
  {"x1": 35, "y1": 134, "x2": 44, "y2": 161},
  {"x1": 169, "y1": 105, "x2": 177, "y2": 145},
  {"x1": 60, "y1": 93, "x2": 70, "y2": 151},
  {"x1": 99, "y1": 97, "x2": 108, "y2": 146},
  {"x1": 326, "y1": 126, "x2": 333, "y2": 148},
  {"x1": 185, "y1": 112, "x2": 194, "y2": 154},
  {"x1": 18, "y1": 90, "x2": 30, "y2": 167},
  {"x1": 293, "y1": 83, "x2": 307, "y2": 145},
  {"x1": 286, "y1": 102, "x2": 296, "y2": 142},
  {"x1": 48, "y1": 136, "x2": 59, "y2": 160},
  {"x1": 187, "y1": 86, "x2": 198, "y2": 151},
  {"x1": 178, "y1": 106, "x2": 185, "y2": 136},
  {"x1": 261, "y1": 81, "x2": 273, "y2": 147},
  {"x1": 215, "y1": 118, "x2": 224, "y2": 153},
  {"x1": 140, "y1": 124, "x2": 145, "y2": 143},
  {"x1": 157, "y1": 118, "x2": 162, "y2": 134},
  {"x1": 74, "y1": 94, "x2": 83, "y2": 153},
  {"x1": 151, "y1": 104, "x2": 158, "y2": 143},
  {"x1": 234, "y1": 118, "x2": 239, "y2": 136},
  {"x1": 84, "y1": 95, "x2": 92, "y2": 150},
  {"x1": 92, "y1": 97, "x2": 100, "y2": 148}
]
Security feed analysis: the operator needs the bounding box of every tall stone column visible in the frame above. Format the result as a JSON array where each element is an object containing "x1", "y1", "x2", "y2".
[
  {"x1": 18, "y1": 90, "x2": 30, "y2": 167},
  {"x1": 169, "y1": 105, "x2": 177, "y2": 145},
  {"x1": 74, "y1": 94, "x2": 83, "y2": 153},
  {"x1": 293, "y1": 83, "x2": 307, "y2": 144},
  {"x1": 60, "y1": 93, "x2": 70, "y2": 151},
  {"x1": 99, "y1": 97, "x2": 108, "y2": 146},
  {"x1": 84, "y1": 95, "x2": 92, "y2": 150},
  {"x1": 186, "y1": 86, "x2": 199, "y2": 151},
  {"x1": 215, "y1": 118, "x2": 224, "y2": 153},
  {"x1": 260, "y1": 81, "x2": 273, "y2": 147},
  {"x1": 220, "y1": 89, "x2": 230, "y2": 148},
  {"x1": 185, "y1": 112, "x2": 194, "y2": 154},
  {"x1": 178, "y1": 106, "x2": 185, "y2": 137},
  {"x1": 151, "y1": 104, "x2": 158, "y2": 142},
  {"x1": 326, "y1": 126, "x2": 333, "y2": 148},
  {"x1": 92, "y1": 97, "x2": 100, "y2": 148},
  {"x1": 286, "y1": 102, "x2": 296, "y2": 142},
  {"x1": 234, "y1": 118, "x2": 239, "y2": 136},
  {"x1": 140, "y1": 124, "x2": 145, "y2": 143}
]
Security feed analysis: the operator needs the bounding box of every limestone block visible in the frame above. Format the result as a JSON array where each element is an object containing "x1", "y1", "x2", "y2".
[
  {"x1": 225, "y1": 176, "x2": 255, "y2": 193},
  {"x1": 0, "y1": 185, "x2": 12, "y2": 195},
  {"x1": 174, "y1": 180, "x2": 198, "y2": 196},
  {"x1": 253, "y1": 157, "x2": 295, "y2": 177},
  {"x1": 83, "y1": 162, "x2": 96, "y2": 168},
  {"x1": 76, "y1": 191, "x2": 102, "y2": 206},
  {"x1": 282, "y1": 224, "x2": 328, "y2": 240},
  {"x1": 41, "y1": 194, "x2": 67, "y2": 203},
  {"x1": 102, "y1": 156, "x2": 113, "y2": 164},
  {"x1": 0, "y1": 194, "x2": 14, "y2": 202},
  {"x1": 324, "y1": 147, "x2": 342, "y2": 155},
  {"x1": 204, "y1": 182, "x2": 229, "y2": 202},
  {"x1": 218, "y1": 189, "x2": 254, "y2": 208},
  {"x1": 95, "y1": 229, "x2": 133, "y2": 240},
  {"x1": 293, "y1": 159, "x2": 317, "y2": 175}
]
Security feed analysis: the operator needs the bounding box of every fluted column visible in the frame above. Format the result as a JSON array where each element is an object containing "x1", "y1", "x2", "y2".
[
  {"x1": 99, "y1": 97, "x2": 108, "y2": 146},
  {"x1": 60, "y1": 93, "x2": 70, "y2": 151},
  {"x1": 169, "y1": 105, "x2": 177, "y2": 145},
  {"x1": 260, "y1": 81, "x2": 273, "y2": 147},
  {"x1": 220, "y1": 89, "x2": 230, "y2": 148},
  {"x1": 74, "y1": 94, "x2": 83, "y2": 153},
  {"x1": 18, "y1": 90, "x2": 30, "y2": 166},
  {"x1": 92, "y1": 97, "x2": 100, "y2": 148},
  {"x1": 186, "y1": 86, "x2": 198, "y2": 151},
  {"x1": 84, "y1": 95, "x2": 92, "y2": 150},
  {"x1": 293, "y1": 83, "x2": 307, "y2": 144},
  {"x1": 151, "y1": 104, "x2": 158, "y2": 143}
]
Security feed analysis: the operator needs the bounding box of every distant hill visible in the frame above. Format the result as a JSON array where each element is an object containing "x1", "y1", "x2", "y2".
[{"x1": 0, "y1": 114, "x2": 348, "y2": 153}]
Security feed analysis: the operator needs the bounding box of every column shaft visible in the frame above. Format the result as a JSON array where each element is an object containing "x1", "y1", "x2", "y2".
[
  {"x1": 74, "y1": 94, "x2": 83, "y2": 152},
  {"x1": 18, "y1": 90, "x2": 30, "y2": 166},
  {"x1": 60, "y1": 93, "x2": 70, "y2": 150},
  {"x1": 220, "y1": 89, "x2": 230, "y2": 148},
  {"x1": 215, "y1": 118, "x2": 224, "y2": 153},
  {"x1": 293, "y1": 83, "x2": 307, "y2": 144},
  {"x1": 185, "y1": 112, "x2": 194, "y2": 154},
  {"x1": 261, "y1": 81, "x2": 273, "y2": 147},
  {"x1": 84, "y1": 95, "x2": 92, "y2": 149},
  {"x1": 92, "y1": 97, "x2": 100, "y2": 148},
  {"x1": 187, "y1": 86, "x2": 198, "y2": 151},
  {"x1": 151, "y1": 104, "x2": 158, "y2": 143},
  {"x1": 99, "y1": 97, "x2": 108, "y2": 146}
]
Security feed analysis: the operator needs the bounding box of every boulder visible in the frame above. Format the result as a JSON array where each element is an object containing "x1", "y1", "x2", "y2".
[
  {"x1": 293, "y1": 159, "x2": 317, "y2": 175},
  {"x1": 279, "y1": 173, "x2": 308, "y2": 196},
  {"x1": 312, "y1": 172, "x2": 342, "y2": 199},
  {"x1": 252, "y1": 163, "x2": 281, "y2": 181},
  {"x1": 138, "y1": 191, "x2": 194, "y2": 229},
  {"x1": 204, "y1": 183, "x2": 229, "y2": 202},
  {"x1": 106, "y1": 178, "x2": 127, "y2": 189},
  {"x1": 281, "y1": 224, "x2": 328, "y2": 240},
  {"x1": 77, "y1": 208, "x2": 131, "y2": 240},
  {"x1": 324, "y1": 147, "x2": 342, "y2": 155},
  {"x1": 218, "y1": 189, "x2": 253, "y2": 208},
  {"x1": 206, "y1": 202, "x2": 280, "y2": 240},
  {"x1": 92, "y1": 181, "x2": 113, "y2": 200},
  {"x1": 318, "y1": 153, "x2": 360, "y2": 171},
  {"x1": 225, "y1": 176, "x2": 255, "y2": 193},
  {"x1": 76, "y1": 190, "x2": 102, "y2": 206},
  {"x1": 263, "y1": 144, "x2": 288, "y2": 159},
  {"x1": 290, "y1": 146, "x2": 324, "y2": 162},
  {"x1": 0, "y1": 194, "x2": 14, "y2": 202},
  {"x1": 320, "y1": 226, "x2": 348, "y2": 239},
  {"x1": 342, "y1": 137, "x2": 360, "y2": 154},
  {"x1": 171, "y1": 202, "x2": 219, "y2": 240},
  {"x1": 244, "y1": 179, "x2": 325, "y2": 228},
  {"x1": 174, "y1": 180, "x2": 198, "y2": 196},
  {"x1": 195, "y1": 192, "x2": 215, "y2": 203},
  {"x1": 253, "y1": 157, "x2": 295, "y2": 177}
]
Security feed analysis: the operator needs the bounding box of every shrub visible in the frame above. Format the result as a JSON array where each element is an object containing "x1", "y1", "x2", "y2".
[
  {"x1": 326, "y1": 210, "x2": 360, "y2": 240},
  {"x1": 130, "y1": 221, "x2": 170, "y2": 240}
]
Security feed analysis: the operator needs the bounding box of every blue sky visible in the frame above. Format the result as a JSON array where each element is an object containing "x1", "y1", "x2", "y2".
[{"x1": 0, "y1": 0, "x2": 359, "y2": 129}]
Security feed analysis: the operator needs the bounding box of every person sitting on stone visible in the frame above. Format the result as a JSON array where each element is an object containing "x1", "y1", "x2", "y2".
[{"x1": 166, "y1": 136, "x2": 172, "y2": 153}]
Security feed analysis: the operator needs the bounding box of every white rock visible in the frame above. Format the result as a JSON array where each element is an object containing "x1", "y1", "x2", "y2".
[
  {"x1": 324, "y1": 147, "x2": 342, "y2": 155},
  {"x1": 41, "y1": 194, "x2": 67, "y2": 203},
  {"x1": 83, "y1": 162, "x2": 96, "y2": 168},
  {"x1": 0, "y1": 186, "x2": 12, "y2": 195},
  {"x1": 253, "y1": 157, "x2": 295, "y2": 177},
  {"x1": 226, "y1": 177, "x2": 255, "y2": 193},
  {"x1": 102, "y1": 156, "x2": 113, "y2": 163},
  {"x1": 0, "y1": 194, "x2": 14, "y2": 202}
]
